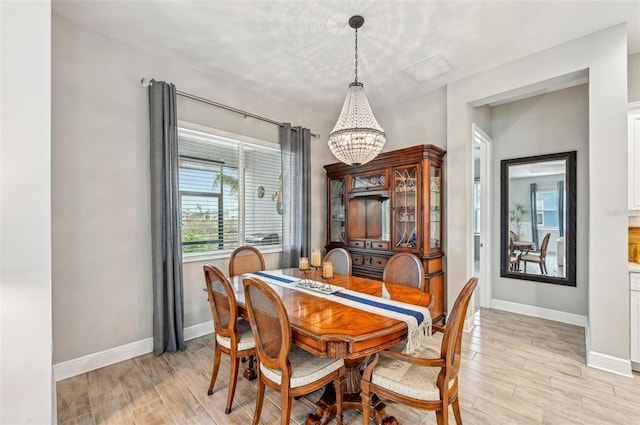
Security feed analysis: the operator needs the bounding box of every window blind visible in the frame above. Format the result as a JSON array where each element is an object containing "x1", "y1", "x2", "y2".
[{"x1": 178, "y1": 127, "x2": 282, "y2": 254}]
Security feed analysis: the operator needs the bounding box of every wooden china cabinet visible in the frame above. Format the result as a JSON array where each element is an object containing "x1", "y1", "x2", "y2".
[{"x1": 324, "y1": 145, "x2": 447, "y2": 321}]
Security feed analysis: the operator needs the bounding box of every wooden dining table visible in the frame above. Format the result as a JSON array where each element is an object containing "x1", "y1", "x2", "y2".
[{"x1": 229, "y1": 268, "x2": 433, "y2": 425}]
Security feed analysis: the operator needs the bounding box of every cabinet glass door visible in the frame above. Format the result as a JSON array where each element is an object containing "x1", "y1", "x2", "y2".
[
  {"x1": 351, "y1": 171, "x2": 386, "y2": 191},
  {"x1": 430, "y1": 166, "x2": 442, "y2": 249},
  {"x1": 393, "y1": 166, "x2": 418, "y2": 249},
  {"x1": 329, "y1": 178, "x2": 346, "y2": 243}
]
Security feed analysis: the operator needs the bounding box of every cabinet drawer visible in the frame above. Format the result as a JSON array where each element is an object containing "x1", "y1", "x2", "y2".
[
  {"x1": 350, "y1": 240, "x2": 366, "y2": 248},
  {"x1": 362, "y1": 256, "x2": 387, "y2": 267},
  {"x1": 632, "y1": 273, "x2": 640, "y2": 291},
  {"x1": 352, "y1": 254, "x2": 364, "y2": 265},
  {"x1": 370, "y1": 241, "x2": 389, "y2": 250},
  {"x1": 370, "y1": 256, "x2": 387, "y2": 267},
  {"x1": 351, "y1": 240, "x2": 388, "y2": 250}
]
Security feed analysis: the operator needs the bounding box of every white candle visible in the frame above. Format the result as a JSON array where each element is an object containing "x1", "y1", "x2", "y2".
[
  {"x1": 311, "y1": 249, "x2": 322, "y2": 267},
  {"x1": 322, "y1": 261, "x2": 333, "y2": 279},
  {"x1": 299, "y1": 257, "x2": 309, "y2": 270}
]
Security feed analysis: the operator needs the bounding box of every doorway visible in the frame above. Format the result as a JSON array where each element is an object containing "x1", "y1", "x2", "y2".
[{"x1": 472, "y1": 123, "x2": 492, "y2": 313}]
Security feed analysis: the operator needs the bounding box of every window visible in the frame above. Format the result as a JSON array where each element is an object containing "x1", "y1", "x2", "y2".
[
  {"x1": 536, "y1": 199, "x2": 544, "y2": 226},
  {"x1": 536, "y1": 190, "x2": 559, "y2": 228},
  {"x1": 178, "y1": 127, "x2": 282, "y2": 255}
]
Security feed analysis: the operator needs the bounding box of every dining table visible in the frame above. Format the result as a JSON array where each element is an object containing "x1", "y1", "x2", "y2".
[
  {"x1": 229, "y1": 268, "x2": 434, "y2": 425},
  {"x1": 512, "y1": 240, "x2": 535, "y2": 253}
]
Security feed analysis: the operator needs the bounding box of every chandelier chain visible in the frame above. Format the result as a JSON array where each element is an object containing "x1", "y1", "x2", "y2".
[{"x1": 354, "y1": 27, "x2": 358, "y2": 84}]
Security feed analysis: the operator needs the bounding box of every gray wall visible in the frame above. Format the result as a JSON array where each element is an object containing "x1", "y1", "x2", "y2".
[
  {"x1": 376, "y1": 87, "x2": 447, "y2": 150},
  {"x1": 447, "y1": 25, "x2": 629, "y2": 364},
  {"x1": 0, "y1": 7, "x2": 635, "y2": 423},
  {"x1": 491, "y1": 85, "x2": 589, "y2": 314},
  {"x1": 51, "y1": 15, "x2": 335, "y2": 364},
  {"x1": 50, "y1": 14, "x2": 640, "y2": 369}
]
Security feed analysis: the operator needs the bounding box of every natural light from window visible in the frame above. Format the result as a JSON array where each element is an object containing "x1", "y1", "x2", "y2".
[{"x1": 178, "y1": 126, "x2": 282, "y2": 256}]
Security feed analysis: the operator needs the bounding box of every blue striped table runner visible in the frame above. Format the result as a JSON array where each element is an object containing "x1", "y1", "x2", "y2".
[{"x1": 246, "y1": 270, "x2": 431, "y2": 353}]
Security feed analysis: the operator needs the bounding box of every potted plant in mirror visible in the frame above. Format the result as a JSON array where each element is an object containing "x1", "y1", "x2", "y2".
[{"x1": 509, "y1": 203, "x2": 526, "y2": 240}]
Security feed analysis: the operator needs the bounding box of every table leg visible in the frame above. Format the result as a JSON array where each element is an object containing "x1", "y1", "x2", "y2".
[
  {"x1": 304, "y1": 358, "x2": 394, "y2": 425},
  {"x1": 241, "y1": 355, "x2": 257, "y2": 381}
]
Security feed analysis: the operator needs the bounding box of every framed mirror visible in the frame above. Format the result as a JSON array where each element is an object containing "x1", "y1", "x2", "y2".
[{"x1": 500, "y1": 151, "x2": 576, "y2": 286}]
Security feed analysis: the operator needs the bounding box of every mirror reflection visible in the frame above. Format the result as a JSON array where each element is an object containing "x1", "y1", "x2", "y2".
[{"x1": 501, "y1": 151, "x2": 576, "y2": 286}]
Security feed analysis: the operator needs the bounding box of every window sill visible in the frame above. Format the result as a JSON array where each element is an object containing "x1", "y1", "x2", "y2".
[{"x1": 182, "y1": 245, "x2": 283, "y2": 264}]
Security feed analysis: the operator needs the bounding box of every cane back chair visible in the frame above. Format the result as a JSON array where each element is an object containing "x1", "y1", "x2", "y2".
[
  {"x1": 360, "y1": 277, "x2": 479, "y2": 425},
  {"x1": 243, "y1": 276, "x2": 345, "y2": 425},
  {"x1": 203, "y1": 265, "x2": 256, "y2": 414}
]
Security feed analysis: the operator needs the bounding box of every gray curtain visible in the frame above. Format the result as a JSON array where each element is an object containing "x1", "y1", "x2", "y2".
[
  {"x1": 557, "y1": 180, "x2": 565, "y2": 237},
  {"x1": 280, "y1": 124, "x2": 311, "y2": 268},
  {"x1": 149, "y1": 80, "x2": 186, "y2": 355},
  {"x1": 530, "y1": 183, "x2": 539, "y2": 247}
]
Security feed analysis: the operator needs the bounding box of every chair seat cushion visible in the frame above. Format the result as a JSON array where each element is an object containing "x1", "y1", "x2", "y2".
[
  {"x1": 520, "y1": 253, "x2": 542, "y2": 262},
  {"x1": 216, "y1": 318, "x2": 255, "y2": 351},
  {"x1": 372, "y1": 333, "x2": 454, "y2": 401},
  {"x1": 260, "y1": 345, "x2": 344, "y2": 388}
]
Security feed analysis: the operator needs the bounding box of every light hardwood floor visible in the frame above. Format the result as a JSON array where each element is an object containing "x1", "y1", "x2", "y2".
[{"x1": 57, "y1": 309, "x2": 640, "y2": 424}]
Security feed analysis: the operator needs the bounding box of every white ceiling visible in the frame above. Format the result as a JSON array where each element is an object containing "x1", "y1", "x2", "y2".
[{"x1": 53, "y1": 0, "x2": 640, "y2": 116}]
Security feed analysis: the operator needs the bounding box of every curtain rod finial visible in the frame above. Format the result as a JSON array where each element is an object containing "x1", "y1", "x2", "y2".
[{"x1": 141, "y1": 78, "x2": 152, "y2": 88}]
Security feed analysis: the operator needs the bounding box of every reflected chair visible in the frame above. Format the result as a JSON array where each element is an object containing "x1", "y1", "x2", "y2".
[
  {"x1": 229, "y1": 245, "x2": 266, "y2": 277},
  {"x1": 360, "y1": 278, "x2": 478, "y2": 425},
  {"x1": 508, "y1": 234, "x2": 520, "y2": 271},
  {"x1": 324, "y1": 248, "x2": 352, "y2": 276},
  {"x1": 203, "y1": 265, "x2": 257, "y2": 414},
  {"x1": 243, "y1": 277, "x2": 345, "y2": 425},
  {"x1": 520, "y1": 232, "x2": 551, "y2": 274},
  {"x1": 383, "y1": 252, "x2": 425, "y2": 290}
]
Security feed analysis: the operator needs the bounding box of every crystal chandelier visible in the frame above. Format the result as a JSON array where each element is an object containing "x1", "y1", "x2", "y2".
[{"x1": 328, "y1": 15, "x2": 386, "y2": 166}]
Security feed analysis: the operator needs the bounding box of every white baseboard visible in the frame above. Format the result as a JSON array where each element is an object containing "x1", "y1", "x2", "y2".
[
  {"x1": 491, "y1": 298, "x2": 588, "y2": 327},
  {"x1": 184, "y1": 320, "x2": 214, "y2": 341},
  {"x1": 587, "y1": 350, "x2": 633, "y2": 378},
  {"x1": 53, "y1": 320, "x2": 214, "y2": 382},
  {"x1": 464, "y1": 315, "x2": 475, "y2": 332},
  {"x1": 584, "y1": 323, "x2": 633, "y2": 377}
]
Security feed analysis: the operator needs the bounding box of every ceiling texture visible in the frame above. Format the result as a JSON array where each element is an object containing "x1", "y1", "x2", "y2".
[{"x1": 53, "y1": 1, "x2": 640, "y2": 116}]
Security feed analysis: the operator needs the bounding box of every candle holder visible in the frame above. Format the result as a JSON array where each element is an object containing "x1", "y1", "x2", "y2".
[
  {"x1": 296, "y1": 265, "x2": 334, "y2": 293},
  {"x1": 314, "y1": 262, "x2": 334, "y2": 293},
  {"x1": 315, "y1": 273, "x2": 334, "y2": 293},
  {"x1": 298, "y1": 257, "x2": 313, "y2": 287}
]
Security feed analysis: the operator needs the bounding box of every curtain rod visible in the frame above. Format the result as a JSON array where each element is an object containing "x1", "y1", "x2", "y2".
[{"x1": 141, "y1": 78, "x2": 320, "y2": 138}]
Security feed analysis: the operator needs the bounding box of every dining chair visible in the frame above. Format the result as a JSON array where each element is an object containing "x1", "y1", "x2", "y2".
[
  {"x1": 323, "y1": 248, "x2": 352, "y2": 276},
  {"x1": 383, "y1": 252, "x2": 425, "y2": 290},
  {"x1": 509, "y1": 254, "x2": 520, "y2": 271},
  {"x1": 360, "y1": 277, "x2": 478, "y2": 425},
  {"x1": 520, "y1": 232, "x2": 551, "y2": 274},
  {"x1": 508, "y1": 234, "x2": 519, "y2": 271},
  {"x1": 242, "y1": 276, "x2": 345, "y2": 425},
  {"x1": 229, "y1": 245, "x2": 266, "y2": 277},
  {"x1": 203, "y1": 265, "x2": 257, "y2": 414}
]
